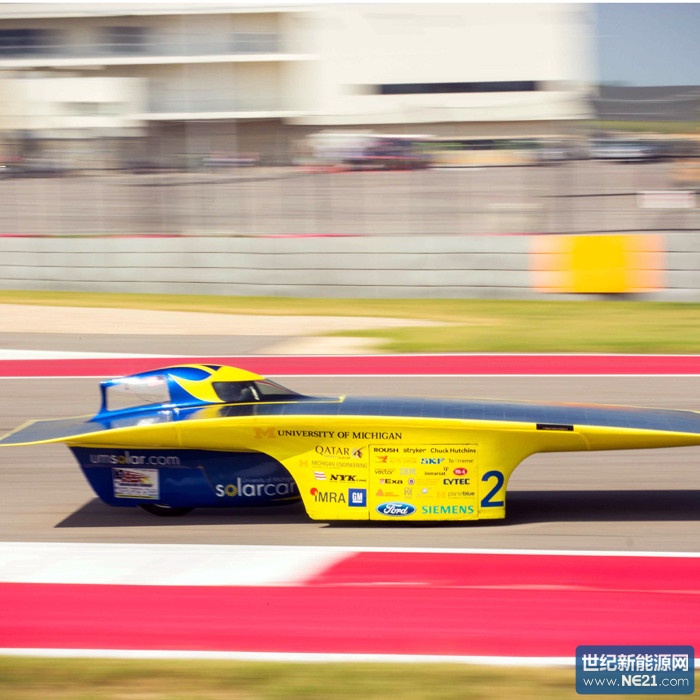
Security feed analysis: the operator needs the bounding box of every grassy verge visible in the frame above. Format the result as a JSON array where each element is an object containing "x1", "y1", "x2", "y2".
[
  {"x1": 3, "y1": 657, "x2": 677, "y2": 700},
  {"x1": 1, "y1": 290, "x2": 700, "y2": 353}
]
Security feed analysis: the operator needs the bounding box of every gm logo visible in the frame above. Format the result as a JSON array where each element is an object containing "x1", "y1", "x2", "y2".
[
  {"x1": 348, "y1": 488, "x2": 367, "y2": 507},
  {"x1": 376, "y1": 502, "x2": 416, "y2": 517}
]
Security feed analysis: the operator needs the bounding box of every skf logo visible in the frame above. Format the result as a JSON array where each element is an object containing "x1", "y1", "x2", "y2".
[
  {"x1": 254, "y1": 427, "x2": 276, "y2": 439},
  {"x1": 421, "y1": 458, "x2": 444, "y2": 465},
  {"x1": 330, "y1": 474, "x2": 357, "y2": 482}
]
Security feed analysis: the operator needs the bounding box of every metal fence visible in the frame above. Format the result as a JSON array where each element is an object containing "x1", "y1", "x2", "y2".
[{"x1": 0, "y1": 160, "x2": 697, "y2": 237}]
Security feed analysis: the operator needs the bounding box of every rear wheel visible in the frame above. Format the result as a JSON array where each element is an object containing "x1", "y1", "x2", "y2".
[{"x1": 139, "y1": 503, "x2": 193, "y2": 517}]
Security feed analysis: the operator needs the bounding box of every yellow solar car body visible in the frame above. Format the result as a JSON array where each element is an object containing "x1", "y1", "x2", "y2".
[{"x1": 2, "y1": 364, "x2": 700, "y2": 520}]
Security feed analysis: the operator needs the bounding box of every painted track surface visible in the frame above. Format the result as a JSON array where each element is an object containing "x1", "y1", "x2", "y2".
[
  {"x1": 2, "y1": 547, "x2": 698, "y2": 660},
  {"x1": 1, "y1": 355, "x2": 699, "y2": 660}
]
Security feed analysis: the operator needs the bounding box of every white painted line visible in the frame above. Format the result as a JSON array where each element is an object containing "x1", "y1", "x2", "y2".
[
  {"x1": 0, "y1": 542, "x2": 350, "y2": 587},
  {"x1": 1, "y1": 648, "x2": 697, "y2": 668},
  {"x1": 326, "y1": 545, "x2": 700, "y2": 558},
  {"x1": 0, "y1": 350, "x2": 172, "y2": 360},
  {"x1": 0, "y1": 647, "x2": 577, "y2": 666}
]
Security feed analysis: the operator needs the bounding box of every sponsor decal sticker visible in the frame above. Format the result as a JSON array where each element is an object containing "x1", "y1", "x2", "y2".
[
  {"x1": 421, "y1": 504, "x2": 474, "y2": 515},
  {"x1": 376, "y1": 502, "x2": 416, "y2": 517},
  {"x1": 310, "y1": 487, "x2": 346, "y2": 504},
  {"x1": 92, "y1": 451, "x2": 180, "y2": 467},
  {"x1": 113, "y1": 467, "x2": 159, "y2": 500},
  {"x1": 315, "y1": 445, "x2": 350, "y2": 457},
  {"x1": 348, "y1": 488, "x2": 367, "y2": 507},
  {"x1": 214, "y1": 478, "x2": 297, "y2": 499}
]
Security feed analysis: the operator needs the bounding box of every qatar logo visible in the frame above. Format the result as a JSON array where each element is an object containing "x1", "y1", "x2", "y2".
[{"x1": 376, "y1": 502, "x2": 415, "y2": 517}]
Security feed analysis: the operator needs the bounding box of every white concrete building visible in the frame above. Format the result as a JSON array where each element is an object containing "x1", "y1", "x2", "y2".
[
  {"x1": 299, "y1": 3, "x2": 592, "y2": 132},
  {"x1": 0, "y1": 3, "x2": 593, "y2": 165}
]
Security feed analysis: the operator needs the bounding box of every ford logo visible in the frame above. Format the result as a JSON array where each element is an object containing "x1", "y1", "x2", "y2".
[{"x1": 376, "y1": 502, "x2": 416, "y2": 517}]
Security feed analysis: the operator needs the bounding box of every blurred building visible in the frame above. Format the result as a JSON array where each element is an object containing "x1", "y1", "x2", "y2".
[{"x1": 0, "y1": 2, "x2": 593, "y2": 167}]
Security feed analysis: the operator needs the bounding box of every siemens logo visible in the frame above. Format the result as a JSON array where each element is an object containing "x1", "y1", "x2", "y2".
[{"x1": 422, "y1": 505, "x2": 474, "y2": 515}]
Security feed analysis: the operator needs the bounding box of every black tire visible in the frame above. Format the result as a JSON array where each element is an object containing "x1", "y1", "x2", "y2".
[{"x1": 139, "y1": 503, "x2": 193, "y2": 517}]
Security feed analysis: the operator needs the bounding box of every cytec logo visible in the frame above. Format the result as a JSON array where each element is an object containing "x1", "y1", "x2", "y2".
[{"x1": 376, "y1": 502, "x2": 416, "y2": 517}]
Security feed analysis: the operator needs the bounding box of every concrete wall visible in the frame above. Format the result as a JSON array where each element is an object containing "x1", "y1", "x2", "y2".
[{"x1": 0, "y1": 233, "x2": 698, "y2": 301}]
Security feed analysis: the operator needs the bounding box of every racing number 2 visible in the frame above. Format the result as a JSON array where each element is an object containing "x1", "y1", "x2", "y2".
[{"x1": 480, "y1": 470, "x2": 505, "y2": 508}]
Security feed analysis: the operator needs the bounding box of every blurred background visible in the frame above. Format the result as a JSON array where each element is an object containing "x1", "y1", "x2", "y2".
[{"x1": 0, "y1": 2, "x2": 698, "y2": 298}]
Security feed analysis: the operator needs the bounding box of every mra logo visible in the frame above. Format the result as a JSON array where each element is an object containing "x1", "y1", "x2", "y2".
[{"x1": 310, "y1": 487, "x2": 346, "y2": 503}]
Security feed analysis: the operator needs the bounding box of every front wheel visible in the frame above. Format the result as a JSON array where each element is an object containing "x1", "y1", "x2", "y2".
[{"x1": 139, "y1": 503, "x2": 193, "y2": 517}]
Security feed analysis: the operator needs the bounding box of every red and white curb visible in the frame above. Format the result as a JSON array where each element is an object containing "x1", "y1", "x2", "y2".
[{"x1": 1, "y1": 543, "x2": 698, "y2": 665}]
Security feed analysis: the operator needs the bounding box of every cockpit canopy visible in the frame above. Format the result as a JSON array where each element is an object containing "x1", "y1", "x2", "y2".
[{"x1": 96, "y1": 364, "x2": 303, "y2": 417}]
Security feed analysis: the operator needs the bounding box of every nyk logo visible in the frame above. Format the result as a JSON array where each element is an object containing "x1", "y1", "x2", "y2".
[{"x1": 330, "y1": 474, "x2": 357, "y2": 482}]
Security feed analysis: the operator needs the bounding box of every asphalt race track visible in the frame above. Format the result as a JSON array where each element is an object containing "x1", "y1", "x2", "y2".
[{"x1": 2, "y1": 371, "x2": 700, "y2": 553}]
